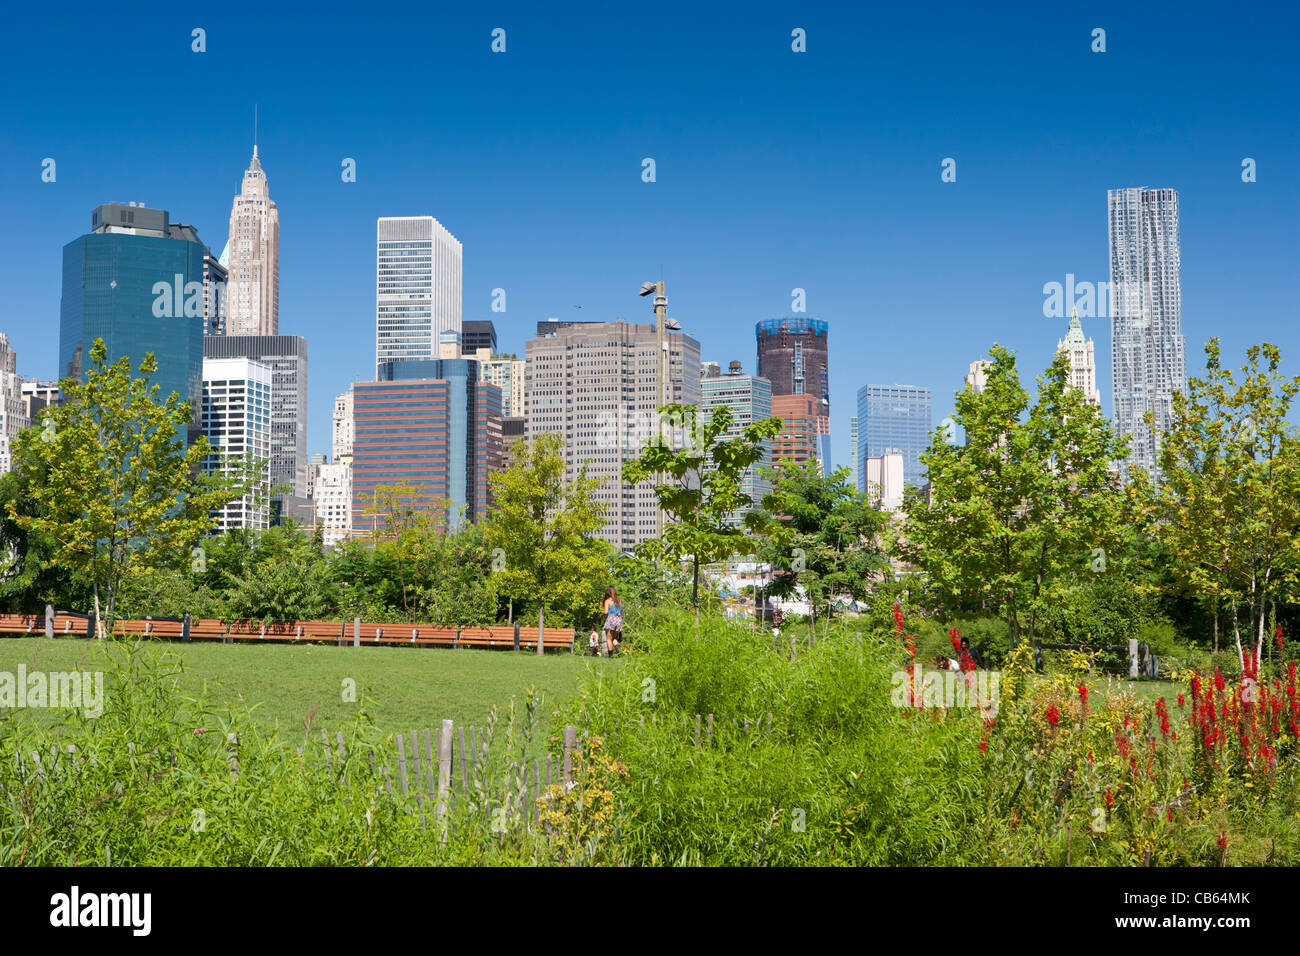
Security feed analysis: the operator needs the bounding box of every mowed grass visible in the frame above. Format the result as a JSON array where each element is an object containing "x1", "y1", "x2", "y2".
[{"x1": 0, "y1": 636, "x2": 610, "y2": 746}]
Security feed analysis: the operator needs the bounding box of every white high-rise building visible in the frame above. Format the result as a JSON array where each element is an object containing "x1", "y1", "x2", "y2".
[
  {"x1": 376, "y1": 216, "x2": 462, "y2": 374},
  {"x1": 225, "y1": 146, "x2": 279, "y2": 336},
  {"x1": 863, "y1": 450, "x2": 905, "y2": 512},
  {"x1": 332, "y1": 390, "x2": 354, "y2": 461},
  {"x1": 526, "y1": 320, "x2": 700, "y2": 553},
  {"x1": 1058, "y1": 311, "x2": 1101, "y2": 407},
  {"x1": 202, "y1": 357, "x2": 272, "y2": 530},
  {"x1": 0, "y1": 335, "x2": 29, "y2": 475},
  {"x1": 699, "y1": 361, "x2": 773, "y2": 524},
  {"x1": 965, "y1": 359, "x2": 990, "y2": 394},
  {"x1": 475, "y1": 349, "x2": 525, "y2": 419},
  {"x1": 315, "y1": 461, "x2": 352, "y2": 547},
  {"x1": 1108, "y1": 187, "x2": 1186, "y2": 482}
]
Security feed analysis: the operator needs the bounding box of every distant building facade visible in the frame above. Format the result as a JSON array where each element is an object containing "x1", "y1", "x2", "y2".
[
  {"x1": 375, "y1": 216, "x2": 462, "y2": 374},
  {"x1": 771, "y1": 394, "x2": 821, "y2": 470},
  {"x1": 756, "y1": 317, "x2": 830, "y2": 468},
  {"x1": 201, "y1": 356, "x2": 272, "y2": 531},
  {"x1": 0, "y1": 335, "x2": 29, "y2": 475},
  {"x1": 352, "y1": 356, "x2": 502, "y2": 532},
  {"x1": 203, "y1": 335, "x2": 308, "y2": 512},
  {"x1": 225, "y1": 146, "x2": 279, "y2": 336},
  {"x1": 857, "y1": 384, "x2": 932, "y2": 489},
  {"x1": 700, "y1": 360, "x2": 773, "y2": 522},
  {"x1": 1058, "y1": 311, "x2": 1101, "y2": 407},
  {"x1": 60, "y1": 203, "x2": 208, "y2": 446},
  {"x1": 525, "y1": 320, "x2": 701, "y2": 553},
  {"x1": 1108, "y1": 186, "x2": 1186, "y2": 482}
]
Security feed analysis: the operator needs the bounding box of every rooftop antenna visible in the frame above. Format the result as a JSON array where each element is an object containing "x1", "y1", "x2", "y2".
[{"x1": 254, "y1": 104, "x2": 259, "y2": 157}]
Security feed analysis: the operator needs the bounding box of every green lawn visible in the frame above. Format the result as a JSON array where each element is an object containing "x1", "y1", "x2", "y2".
[{"x1": 0, "y1": 636, "x2": 608, "y2": 745}]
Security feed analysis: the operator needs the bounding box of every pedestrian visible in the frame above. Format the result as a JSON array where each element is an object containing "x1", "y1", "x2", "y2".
[{"x1": 602, "y1": 586, "x2": 623, "y2": 656}]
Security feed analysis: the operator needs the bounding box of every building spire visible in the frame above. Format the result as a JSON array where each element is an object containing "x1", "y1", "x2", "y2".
[{"x1": 253, "y1": 104, "x2": 258, "y2": 159}]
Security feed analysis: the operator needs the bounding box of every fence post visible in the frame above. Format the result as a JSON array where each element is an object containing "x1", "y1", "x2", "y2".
[
  {"x1": 513, "y1": 622, "x2": 520, "y2": 651},
  {"x1": 45, "y1": 605, "x2": 54, "y2": 639},
  {"x1": 354, "y1": 617, "x2": 361, "y2": 648},
  {"x1": 569, "y1": 628, "x2": 577, "y2": 654},
  {"x1": 181, "y1": 612, "x2": 191, "y2": 643},
  {"x1": 436, "y1": 719, "x2": 453, "y2": 841},
  {"x1": 1128, "y1": 639, "x2": 1139, "y2": 679},
  {"x1": 86, "y1": 612, "x2": 96, "y2": 640},
  {"x1": 561, "y1": 725, "x2": 577, "y2": 786}
]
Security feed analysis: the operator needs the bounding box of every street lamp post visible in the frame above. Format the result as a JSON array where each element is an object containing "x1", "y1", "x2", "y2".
[{"x1": 638, "y1": 280, "x2": 667, "y2": 408}]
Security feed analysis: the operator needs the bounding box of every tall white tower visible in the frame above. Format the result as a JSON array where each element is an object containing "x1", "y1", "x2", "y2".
[
  {"x1": 376, "y1": 216, "x2": 463, "y2": 374},
  {"x1": 1058, "y1": 311, "x2": 1101, "y2": 407},
  {"x1": 225, "y1": 144, "x2": 280, "y2": 336},
  {"x1": 1108, "y1": 187, "x2": 1185, "y2": 481}
]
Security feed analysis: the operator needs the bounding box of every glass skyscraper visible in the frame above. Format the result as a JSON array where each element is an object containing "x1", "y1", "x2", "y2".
[
  {"x1": 60, "y1": 204, "x2": 207, "y2": 445},
  {"x1": 375, "y1": 216, "x2": 462, "y2": 375},
  {"x1": 1108, "y1": 187, "x2": 1186, "y2": 482},
  {"x1": 857, "y1": 384, "x2": 932, "y2": 489}
]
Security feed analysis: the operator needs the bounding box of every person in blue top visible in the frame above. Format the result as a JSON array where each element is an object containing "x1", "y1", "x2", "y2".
[{"x1": 602, "y1": 586, "x2": 623, "y2": 656}]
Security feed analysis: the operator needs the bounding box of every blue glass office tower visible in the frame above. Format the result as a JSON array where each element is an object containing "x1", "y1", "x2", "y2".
[
  {"x1": 60, "y1": 204, "x2": 207, "y2": 444},
  {"x1": 857, "y1": 384, "x2": 932, "y2": 489}
]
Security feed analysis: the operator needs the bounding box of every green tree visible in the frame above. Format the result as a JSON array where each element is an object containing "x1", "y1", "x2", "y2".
[
  {"x1": 623, "y1": 403, "x2": 784, "y2": 623},
  {"x1": 9, "y1": 339, "x2": 248, "y2": 636},
  {"x1": 484, "y1": 433, "x2": 607, "y2": 653},
  {"x1": 752, "y1": 459, "x2": 889, "y2": 634},
  {"x1": 899, "y1": 344, "x2": 1127, "y2": 646},
  {"x1": 1132, "y1": 340, "x2": 1300, "y2": 669}
]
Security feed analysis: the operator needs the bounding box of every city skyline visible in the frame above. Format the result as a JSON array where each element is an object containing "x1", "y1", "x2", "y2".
[{"x1": 2, "y1": 3, "x2": 1296, "y2": 470}]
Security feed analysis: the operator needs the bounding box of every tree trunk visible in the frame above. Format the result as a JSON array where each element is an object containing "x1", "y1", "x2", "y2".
[
  {"x1": 1213, "y1": 602, "x2": 1219, "y2": 654},
  {"x1": 536, "y1": 602, "x2": 545, "y2": 657},
  {"x1": 92, "y1": 582, "x2": 104, "y2": 641}
]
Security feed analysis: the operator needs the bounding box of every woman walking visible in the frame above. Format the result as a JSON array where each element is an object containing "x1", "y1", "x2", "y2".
[{"x1": 602, "y1": 586, "x2": 623, "y2": 656}]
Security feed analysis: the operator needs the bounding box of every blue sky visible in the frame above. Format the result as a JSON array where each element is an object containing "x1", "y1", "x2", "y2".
[{"x1": 2, "y1": 0, "x2": 1297, "y2": 465}]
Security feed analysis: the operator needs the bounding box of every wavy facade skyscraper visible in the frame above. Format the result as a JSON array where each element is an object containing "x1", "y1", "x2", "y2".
[{"x1": 1108, "y1": 187, "x2": 1186, "y2": 482}]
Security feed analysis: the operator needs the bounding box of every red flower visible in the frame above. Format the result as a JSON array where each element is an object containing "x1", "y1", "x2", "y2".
[
  {"x1": 1104, "y1": 789, "x2": 1114, "y2": 806},
  {"x1": 1046, "y1": 705, "x2": 1060, "y2": 727},
  {"x1": 1216, "y1": 834, "x2": 1228, "y2": 850}
]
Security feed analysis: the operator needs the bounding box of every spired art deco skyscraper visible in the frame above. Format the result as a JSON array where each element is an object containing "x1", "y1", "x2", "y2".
[
  {"x1": 225, "y1": 145, "x2": 280, "y2": 336},
  {"x1": 1108, "y1": 187, "x2": 1186, "y2": 482},
  {"x1": 1057, "y1": 311, "x2": 1101, "y2": 407}
]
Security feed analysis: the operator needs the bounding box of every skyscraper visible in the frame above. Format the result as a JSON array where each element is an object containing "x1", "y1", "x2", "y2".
[
  {"x1": 225, "y1": 146, "x2": 279, "y2": 336},
  {"x1": 756, "y1": 317, "x2": 830, "y2": 467},
  {"x1": 461, "y1": 320, "x2": 497, "y2": 354},
  {"x1": 202, "y1": 248, "x2": 227, "y2": 336},
  {"x1": 353, "y1": 355, "x2": 502, "y2": 532},
  {"x1": 526, "y1": 320, "x2": 701, "y2": 553},
  {"x1": 700, "y1": 361, "x2": 773, "y2": 523},
  {"x1": 857, "y1": 384, "x2": 932, "y2": 489},
  {"x1": 475, "y1": 349, "x2": 525, "y2": 418},
  {"x1": 201, "y1": 357, "x2": 272, "y2": 531},
  {"x1": 1108, "y1": 187, "x2": 1186, "y2": 481},
  {"x1": 60, "y1": 203, "x2": 207, "y2": 445},
  {"x1": 0, "y1": 334, "x2": 29, "y2": 475},
  {"x1": 1058, "y1": 311, "x2": 1101, "y2": 407},
  {"x1": 848, "y1": 416, "x2": 859, "y2": 490},
  {"x1": 965, "y1": 359, "x2": 990, "y2": 394},
  {"x1": 203, "y1": 336, "x2": 308, "y2": 514},
  {"x1": 771, "y1": 394, "x2": 822, "y2": 470},
  {"x1": 376, "y1": 216, "x2": 462, "y2": 374}
]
